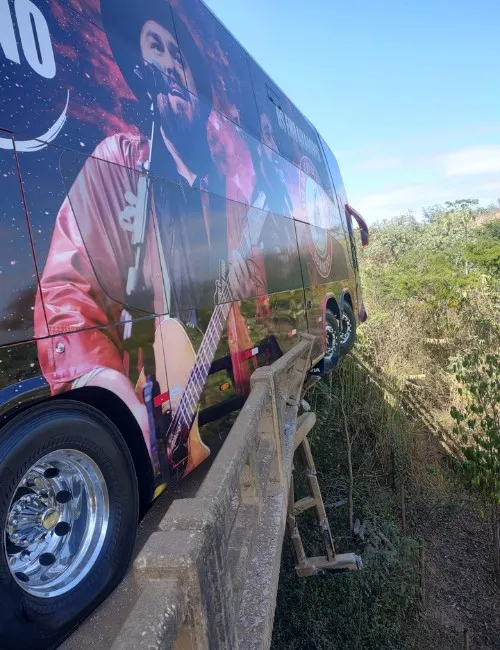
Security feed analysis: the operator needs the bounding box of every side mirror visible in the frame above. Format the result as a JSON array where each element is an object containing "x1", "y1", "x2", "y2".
[
  {"x1": 345, "y1": 204, "x2": 369, "y2": 248},
  {"x1": 359, "y1": 227, "x2": 369, "y2": 248}
]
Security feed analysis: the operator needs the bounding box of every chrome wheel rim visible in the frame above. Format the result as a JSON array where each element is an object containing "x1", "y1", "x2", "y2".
[
  {"x1": 325, "y1": 322, "x2": 339, "y2": 360},
  {"x1": 5, "y1": 449, "x2": 109, "y2": 598},
  {"x1": 340, "y1": 312, "x2": 353, "y2": 346}
]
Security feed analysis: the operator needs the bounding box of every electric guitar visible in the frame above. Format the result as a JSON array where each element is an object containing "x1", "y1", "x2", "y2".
[{"x1": 136, "y1": 193, "x2": 268, "y2": 482}]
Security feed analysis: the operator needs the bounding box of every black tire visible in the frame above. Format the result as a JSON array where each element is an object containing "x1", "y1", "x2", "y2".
[
  {"x1": 0, "y1": 401, "x2": 139, "y2": 650},
  {"x1": 324, "y1": 308, "x2": 341, "y2": 369},
  {"x1": 340, "y1": 302, "x2": 357, "y2": 354}
]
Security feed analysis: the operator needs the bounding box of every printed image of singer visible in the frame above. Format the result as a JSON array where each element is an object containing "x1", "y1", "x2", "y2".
[{"x1": 34, "y1": 0, "x2": 265, "y2": 481}]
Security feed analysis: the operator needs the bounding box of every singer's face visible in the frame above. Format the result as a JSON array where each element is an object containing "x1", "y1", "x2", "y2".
[{"x1": 140, "y1": 20, "x2": 199, "y2": 127}]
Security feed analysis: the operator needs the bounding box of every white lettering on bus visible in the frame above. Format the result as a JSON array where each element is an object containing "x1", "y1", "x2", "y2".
[
  {"x1": 276, "y1": 106, "x2": 285, "y2": 130},
  {"x1": 275, "y1": 105, "x2": 321, "y2": 162},
  {"x1": 0, "y1": 0, "x2": 20, "y2": 63},
  {"x1": 0, "y1": 0, "x2": 55, "y2": 79}
]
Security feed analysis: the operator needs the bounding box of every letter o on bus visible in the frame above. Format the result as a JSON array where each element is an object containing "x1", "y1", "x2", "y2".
[{"x1": 15, "y1": 0, "x2": 56, "y2": 79}]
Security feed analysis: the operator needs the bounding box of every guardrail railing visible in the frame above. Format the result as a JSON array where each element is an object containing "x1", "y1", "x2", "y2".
[{"x1": 111, "y1": 334, "x2": 317, "y2": 650}]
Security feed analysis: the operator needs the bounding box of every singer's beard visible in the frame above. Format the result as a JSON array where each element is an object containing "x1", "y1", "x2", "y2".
[{"x1": 159, "y1": 94, "x2": 211, "y2": 178}]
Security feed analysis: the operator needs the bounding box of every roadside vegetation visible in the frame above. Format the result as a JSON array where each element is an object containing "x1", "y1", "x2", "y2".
[{"x1": 272, "y1": 199, "x2": 500, "y2": 649}]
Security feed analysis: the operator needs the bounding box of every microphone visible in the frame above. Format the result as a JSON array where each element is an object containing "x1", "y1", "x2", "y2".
[{"x1": 133, "y1": 60, "x2": 169, "y2": 96}]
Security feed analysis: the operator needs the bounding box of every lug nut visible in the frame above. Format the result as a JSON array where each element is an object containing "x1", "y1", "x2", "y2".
[
  {"x1": 56, "y1": 491, "x2": 72, "y2": 504},
  {"x1": 39, "y1": 553, "x2": 56, "y2": 566}
]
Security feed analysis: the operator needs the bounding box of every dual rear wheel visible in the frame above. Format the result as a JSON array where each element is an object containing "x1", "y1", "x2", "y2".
[{"x1": 324, "y1": 302, "x2": 357, "y2": 366}]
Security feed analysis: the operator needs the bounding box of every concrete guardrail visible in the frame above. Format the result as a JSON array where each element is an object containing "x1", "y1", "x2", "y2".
[{"x1": 108, "y1": 333, "x2": 317, "y2": 650}]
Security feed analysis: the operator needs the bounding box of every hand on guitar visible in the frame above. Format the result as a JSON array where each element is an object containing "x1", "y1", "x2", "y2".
[
  {"x1": 229, "y1": 249, "x2": 253, "y2": 301},
  {"x1": 165, "y1": 418, "x2": 191, "y2": 473},
  {"x1": 119, "y1": 191, "x2": 140, "y2": 233}
]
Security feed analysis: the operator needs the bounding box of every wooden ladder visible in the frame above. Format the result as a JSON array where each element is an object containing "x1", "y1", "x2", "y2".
[{"x1": 287, "y1": 412, "x2": 363, "y2": 577}]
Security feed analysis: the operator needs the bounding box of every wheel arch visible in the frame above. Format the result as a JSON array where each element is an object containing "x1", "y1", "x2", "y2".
[
  {"x1": 341, "y1": 290, "x2": 353, "y2": 311},
  {"x1": 0, "y1": 383, "x2": 155, "y2": 517},
  {"x1": 325, "y1": 294, "x2": 341, "y2": 321},
  {"x1": 323, "y1": 290, "x2": 352, "y2": 321}
]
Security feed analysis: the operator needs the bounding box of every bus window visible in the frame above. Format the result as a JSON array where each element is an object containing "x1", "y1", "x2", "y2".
[
  {"x1": 0, "y1": 146, "x2": 39, "y2": 345},
  {"x1": 152, "y1": 176, "x2": 244, "y2": 315},
  {"x1": 57, "y1": 149, "x2": 165, "y2": 315},
  {"x1": 170, "y1": 0, "x2": 260, "y2": 138},
  {"x1": 299, "y1": 168, "x2": 343, "y2": 236},
  {"x1": 0, "y1": 1, "x2": 145, "y2": 163},
  {"x1": 251, "y1": 212, "x2": 302, "y2": 295},
  {"x1": 294, "y1": 220, "x2": 350, "y2": 287},
  {"x1": 248, "y1": 57, "x2": 332, "y2": 195}
]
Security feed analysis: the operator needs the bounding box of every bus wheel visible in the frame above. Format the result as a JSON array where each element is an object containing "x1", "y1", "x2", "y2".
[
  {"x1": 0, "y1": 401, "x2": 139, "y2": 650},
  {"x1": 340, "y1": 302, "x2": 357, "y2": 354},
  {"x1": 324, "y1": 309, "x2": 341, "y2": 368}
]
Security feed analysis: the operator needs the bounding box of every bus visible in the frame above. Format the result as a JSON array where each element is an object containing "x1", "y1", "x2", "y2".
[{"x1": 0, "y1": 0, "x2": 369, "y2": 646}]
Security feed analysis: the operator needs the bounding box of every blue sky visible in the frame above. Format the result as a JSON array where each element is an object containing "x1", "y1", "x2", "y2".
[{"x1": 205, "y1": 0, "x2": 500, "y2": 223}]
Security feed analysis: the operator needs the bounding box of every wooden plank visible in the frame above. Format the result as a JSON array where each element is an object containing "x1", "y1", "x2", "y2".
[
  {"x1": 293, "y1": 497, "x2": 317, "y2": 515},
  {"x1": 293, "y1": 412, "x2": 316, "y2": 450},
  {"x1": 295, "y1": 553, "x2": 362, "y2": 577}
]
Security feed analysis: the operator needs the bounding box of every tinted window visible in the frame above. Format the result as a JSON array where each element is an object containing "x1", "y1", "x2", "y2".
[
  {"x1": 152, "y1": 176, "x2": 231, "y2": 315},
  {"x1": 60, "y1": 149, "x2": 166, "y2": 314},
  {"x1": 318, "y1": 135, "x2": 348, "y2": 205},
  {"x1": 247, "y1": 58, "x2": 332, "y2": 194},
  {"x1": 0, "y1": 145, "x2": 38, "y2": 345},
  {"x1": 21, "y1": 142, "x2": 165, "y2": 324},
  {"x1": 102, "y1": 0, "x2": 193, "y2": 115},
  {"x1": 318, "y1": 134, "x2": 349, "y2": 235},
  {"x1": 0, "y1": 1, "x2": 145, "y2": 158},
  {"x1": 295, "y1": 220, "x2": 349, "y2": 287},
  {"x1": 247, "y1": 122, "x2": 299, "y2": 220},
  {"x1": 299, "y1": 167, "x2": 344, "y2": 238},
  {"x1": 250, "y1": 212, "x2": 302, "y2": 295},
  {"x1": 170, "y1": 0, "x2": 260, "y2": 137}
]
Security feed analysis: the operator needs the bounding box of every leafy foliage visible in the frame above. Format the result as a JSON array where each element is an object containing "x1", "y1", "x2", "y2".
[
  {"x1": 362, "y1": 201, "x2": 499, "y2": 314},
  {"x1": 451, "y1": 343, "x2": 500, "y2": 502},
  {"x1": 273, "y1": 199, "x2": 499, "y2": 646}
]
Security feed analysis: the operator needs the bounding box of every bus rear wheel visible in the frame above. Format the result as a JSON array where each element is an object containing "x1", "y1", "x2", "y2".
[
  {"x1": 324, "y1": 309, "x2": 341, "y2": 368},
  {"x1": 0, "y1": 401, "x2": 139, "y2": 650},
  {"x1": 340, "y1": 303, "x2": 357, "y2": 354}
]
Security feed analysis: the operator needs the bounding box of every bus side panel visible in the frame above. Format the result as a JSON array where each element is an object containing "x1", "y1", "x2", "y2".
[
  {"x1": 1, "y1": 0, "x2": 357, "y2": 488},
  {"x1": 317, "y1": 136, "x2": 365, "y2": 320},
  {"x1": 0, "y1": 342, "x2": 46, "y2": 412},
  {"x1": 269, "y1": 289, "x2": 308, "y2": 355},
  {"x1": 295, "y1": 218, "x2": 353, "y2": 359},
  {"x1": 0, "y1": 2, "x2": 146, "y2": 161},
  {"x1": 0, "y1": 145, "x2": 40, "y2": 347}
]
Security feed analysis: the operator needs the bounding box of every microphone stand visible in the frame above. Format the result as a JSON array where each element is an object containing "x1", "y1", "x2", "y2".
[
  {"x1": 124, "y1": 63, "x2": 170, "y2": 477},
  {"x1": 126, "y1": 82, "x2": 158, "y2": 302}
]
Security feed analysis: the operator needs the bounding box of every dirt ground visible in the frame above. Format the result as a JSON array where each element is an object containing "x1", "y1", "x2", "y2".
[{"x1": 406, "y1": 475, "x2": 500, "y2": 649}]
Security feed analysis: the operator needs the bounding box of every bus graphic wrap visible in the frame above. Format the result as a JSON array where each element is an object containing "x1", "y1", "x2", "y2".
[
  {"x1": 0, "y1": 1, "x2": 369, "y2": 643},
  {"x1": 0, "y1": 0, "x2": 365, "y2": 483}
]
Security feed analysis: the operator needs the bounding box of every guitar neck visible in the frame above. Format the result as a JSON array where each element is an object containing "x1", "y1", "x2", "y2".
[{"x1": 176, "y1": 300, "x2": 231, "y2": 428}]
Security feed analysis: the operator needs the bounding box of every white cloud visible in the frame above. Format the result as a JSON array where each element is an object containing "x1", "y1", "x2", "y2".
[
  {"x1": 354, "y1": 184, "x2": 451, "y2": 222},
  {"x1": 342, "y1": 141, "x2": 500, "y2": 223},
  {"x1": 352, "y1": 178, "x2": 500, "y2": 224},
  {"x1": 439, "y1": 145, "x2": 500, "y2": 177}
]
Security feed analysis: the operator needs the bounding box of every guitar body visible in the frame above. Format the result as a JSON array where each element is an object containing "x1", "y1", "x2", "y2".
[{"x1": 137, "y1": 318, "x2": 211, "y2": 477}]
